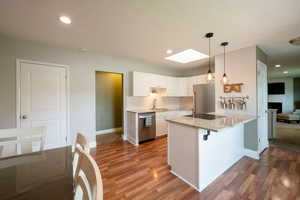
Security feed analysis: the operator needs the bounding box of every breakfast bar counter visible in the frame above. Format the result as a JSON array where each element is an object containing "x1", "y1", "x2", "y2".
[{"x1": 166, "y1": 113, "x2": 256, "y2": 192}]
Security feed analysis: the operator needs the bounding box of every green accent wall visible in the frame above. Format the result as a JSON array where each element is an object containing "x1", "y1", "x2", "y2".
[
  {"x1": 96, "y1": 72, "x2": 123, "y2": 131},
  {"x1": 294, "y1": 78, "x2": 300, "y2": 109}
]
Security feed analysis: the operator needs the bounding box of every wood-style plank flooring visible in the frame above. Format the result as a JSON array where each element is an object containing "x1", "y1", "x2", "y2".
[{"x1": 91, "y1": 138, "x2": 300, "y2": 200}]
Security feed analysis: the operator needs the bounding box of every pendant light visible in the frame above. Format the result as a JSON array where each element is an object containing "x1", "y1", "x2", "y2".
[
  {"x1": 221, "y1": 42, "x2": 229, "y2": 84},
  {"x1": 205, "y1": 32, "x2": 214, "y2": 81}
]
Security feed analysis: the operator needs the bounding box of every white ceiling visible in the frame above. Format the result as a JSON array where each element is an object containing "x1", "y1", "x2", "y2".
[{"x1": 0, "y1": 0, "x2": 300, "y2": 71}]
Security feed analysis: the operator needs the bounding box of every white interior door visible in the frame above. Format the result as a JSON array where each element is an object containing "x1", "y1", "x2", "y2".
[
  {"x1": 19, "y1": 61, "x2": 67, "y2": 150},
  {"x1": 257, "y1": 60, "x2": 269, "y2": 153}
]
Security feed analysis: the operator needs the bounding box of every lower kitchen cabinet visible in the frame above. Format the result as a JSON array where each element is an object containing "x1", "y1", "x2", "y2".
[
  {"x1": 156, "y1": 112, "x2": 169, "y2": 137},
  {"x1": 156, "y1": 110, "x2": 192, "y2": 137},
  {"x1": 126, "y1": 110, "x2": 193, "y2": 145}
]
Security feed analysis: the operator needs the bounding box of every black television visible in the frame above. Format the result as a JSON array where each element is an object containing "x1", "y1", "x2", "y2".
[{"x1": 268, "y1": 82, "x2": 285, "y2": 95}]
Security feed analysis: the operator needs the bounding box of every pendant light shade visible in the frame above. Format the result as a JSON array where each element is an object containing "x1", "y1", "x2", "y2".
[
  {"x1": 222, "y1": 73, "x2": 228, "y2": 84},
  {"x1": 221, "y1": 42, "x2": 229, "y2": 84},
  {"x1": 205, "y1": 32, "x2": 214, "y2": 81},
  {"x1": 207, "y1": 69, "x2": 213, "y2": 81}
]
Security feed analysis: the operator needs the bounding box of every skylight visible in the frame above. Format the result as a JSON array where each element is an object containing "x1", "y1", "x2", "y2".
[{"x1": 165, "y1": 49, "x2": 208, "y2": 64}]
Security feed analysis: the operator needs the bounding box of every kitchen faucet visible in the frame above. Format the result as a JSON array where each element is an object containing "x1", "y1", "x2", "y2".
[{"x1": 152, "y1": 98, "x2": 157, "y2": 110}]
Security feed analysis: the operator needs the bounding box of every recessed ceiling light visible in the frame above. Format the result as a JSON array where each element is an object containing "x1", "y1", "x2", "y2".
[
  {"x1": 275, "y1": 65, "x2": 281, "y2": 68},
  {"x1": 166, "y1": 49, "x2": 173, "y2": 54},
  {"x1": 283, "y1": 71, "x2": 289, "y2": 74},
  {"x1": 165, "y1": 49, "x2": 208, "y2": 64},
  {"x1": 59, "y1": 16, "x2": 72, "y2": 24}
]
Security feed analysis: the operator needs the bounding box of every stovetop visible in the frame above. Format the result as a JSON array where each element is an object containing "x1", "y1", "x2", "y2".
[{"x1": 185, "y1": 113, "x2": 225, "y2": 120}]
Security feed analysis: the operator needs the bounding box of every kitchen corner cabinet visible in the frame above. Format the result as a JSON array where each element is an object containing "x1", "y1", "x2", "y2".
[
  {"x1": 131, "y1": 71, "x2": 209, "y2": 97},
  {"x1": 156, "y1": 110, "x2": 192, "y2": 137}
]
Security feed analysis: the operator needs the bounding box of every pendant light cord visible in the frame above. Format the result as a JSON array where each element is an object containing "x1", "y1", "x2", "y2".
[
  {"x1": 223, "y1": 45, "x2": 225, "y2": 74},
  {"x1": 209, "y1": 37, "x2": 211, "y2": 71}
]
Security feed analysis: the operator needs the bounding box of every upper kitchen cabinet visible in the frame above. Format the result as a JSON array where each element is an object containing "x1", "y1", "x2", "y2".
[
  {"x1": 132, "y1": 72, "x2": 167, "y2": 96},
  {"x1": 167, "y1": 77, "x2": 188, "y2": 97},
  {"x1": 177, "y1": 78, "x2": 188, "y2": 97},
  {"x1": 131, "y1": 71, "x2": 210, "y2": 97},
  {"x1": 132, "y1": 71, "x2": 152, "y2": 96},
  {"x1": 166, "y1": 76, "x2": 177, "y2": 97}
]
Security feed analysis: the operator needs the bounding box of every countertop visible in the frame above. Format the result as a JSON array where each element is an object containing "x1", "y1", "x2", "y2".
[
  {"x1": 166, "y1": 113, "x2": 256, "y2": 132},
  {"x1": 127, "y1": 108, "x2": 192, "y2": 114}
]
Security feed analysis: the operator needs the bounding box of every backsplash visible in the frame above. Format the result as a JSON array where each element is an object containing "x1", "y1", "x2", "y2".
[
  {"x1": 127, "y1": 96, "x2": 193, "y2": 110},
  {"x1": 179, "y1": 97, "x2": 194, "y2": 110}
]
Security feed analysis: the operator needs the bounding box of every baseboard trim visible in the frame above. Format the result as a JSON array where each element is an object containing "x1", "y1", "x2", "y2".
[
  {"x1": 122, "y1": 134, "x2": 127, "y2": 141},
  {"x1": 96, "y1": 127, "x2": 122, "y2": 135},
  {"x1": 244, "y1": 148, "x2": 259, "y2": 160},
  {"x1": 156, "y1": 135, "x2": 168, "y2": 139},
  {"x1": 127, "y1": 136, "x2": 138, "y2": 146},
  {"x1": 170, "y1": 170, "x2": 200, "y2": 192}
]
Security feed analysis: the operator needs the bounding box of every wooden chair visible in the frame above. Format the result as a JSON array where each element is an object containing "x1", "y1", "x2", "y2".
[
  {"x1": 0, "y1": 127, "x2": 46, "y2": 158},
  {"x1": 73, "y1": 132, "x2": 90, "y2": 177},
  {"x1": 74, "y1": 132, "x2": 90, "y2": 153},
  {"x1": 74, "y1": 147, "x2": 103, "y2": 200}
]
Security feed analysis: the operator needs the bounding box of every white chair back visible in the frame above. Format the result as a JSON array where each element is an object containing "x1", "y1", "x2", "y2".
[
  {"x1": 73, "y1": 132, "x2": 90, "y2": 178},
  {"x1": 75, "y1": 132, "x2": 90, "y2": 153},
  {"x1": 74, "y1": 147, "x2": 103, "y2": 200},
  {"x1": 0, "y1": 127, "x2": 46, "y2": 158}
]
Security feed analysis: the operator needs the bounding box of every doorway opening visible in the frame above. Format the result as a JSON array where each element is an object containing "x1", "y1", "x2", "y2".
[
  {"x1": 95, "y1": 71, "x2": 124, "y2": 145},
  {"x1": 268, "y1": 76, "x2": 300, "y2": 152}
]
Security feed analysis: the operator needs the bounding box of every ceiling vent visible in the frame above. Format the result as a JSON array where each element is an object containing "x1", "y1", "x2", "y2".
[{"x1": 289, "y1": 36, "x2": 300, "y2": 46}]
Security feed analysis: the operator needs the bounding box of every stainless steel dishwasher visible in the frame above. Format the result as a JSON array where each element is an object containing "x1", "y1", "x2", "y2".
[{"x1": 138, "y1": 112, "x2": 156, "y2": 143}]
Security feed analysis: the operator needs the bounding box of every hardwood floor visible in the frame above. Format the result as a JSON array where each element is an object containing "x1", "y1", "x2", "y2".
[
  {"x1": 91, "y1": 137, "x2": 300, "y2": 200},
  {"x1": 269, "y1": 122, "x2": 300, "y2": 152},
  {"x1": 96, "y1": 130, "x2": 123, "y2": 145}
]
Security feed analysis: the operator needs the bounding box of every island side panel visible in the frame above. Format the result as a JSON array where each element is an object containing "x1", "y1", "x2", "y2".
[
  {"x1": 198, "y1": 124, "x2": 244, "y2": 191},
  {"x1": 168, "y1": 122, "x2": 199, "y2": 190}
]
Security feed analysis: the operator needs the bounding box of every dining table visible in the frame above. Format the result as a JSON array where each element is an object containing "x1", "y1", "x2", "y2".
[{"x1": 0, "y1": 146, "x2": 74, "y2": 200}]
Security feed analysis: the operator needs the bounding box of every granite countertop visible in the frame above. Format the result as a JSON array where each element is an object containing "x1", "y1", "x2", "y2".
[
  {"x1": 127, "y1": 108, "x2": 192, "y2": 113},
  {"x1": 166, "y1": 113, "x2": 256, "y2": 132}
]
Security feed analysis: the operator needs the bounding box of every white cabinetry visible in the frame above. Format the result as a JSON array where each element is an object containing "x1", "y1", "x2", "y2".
[
  {"x1": 156, "y1": 110, "x2": 192, "y2": 137},
  {"x1": 132, "y1": 72, "x2": 152, "y2": 96},
  {"x1": 167, "y1": 77, "x2": 187, "y2": 97},
  {"x1": 166, "y1": 77, "x2": 177, "y2": 97},
  {"x1": 132, "y1": 72, "x2": 168, "y2": 96},
  {"x1": 156, "y1": 112, "x2": 169, "y2": 137},
  {"x1": 178, "y1": 78, "x2": 188, "y2": 97},
  {"x1": 132, "y1": 71, "x2": 209, "y2": 97}
]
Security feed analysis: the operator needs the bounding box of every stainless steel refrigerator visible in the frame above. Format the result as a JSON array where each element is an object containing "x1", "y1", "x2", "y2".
[{"x1": 193, "y1": 84, "x2": 215, "y2": 114}]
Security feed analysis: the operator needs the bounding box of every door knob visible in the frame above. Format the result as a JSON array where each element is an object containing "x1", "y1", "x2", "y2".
[{"x1": 21, "y1": 115, "x2": 28, "y2": 119}]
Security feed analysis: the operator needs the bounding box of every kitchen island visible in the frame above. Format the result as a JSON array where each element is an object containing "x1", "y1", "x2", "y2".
[{"x1": 166, "y1": 113, "x2": 256, "y2": 192}]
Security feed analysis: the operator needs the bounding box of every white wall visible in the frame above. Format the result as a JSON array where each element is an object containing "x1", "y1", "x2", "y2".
[
  {"x1": 268, "y1": 78, "x2": 294, "y2": 113},
  {"x1": 214, "y1": 46, "x2": 257, "y2": 115},
  {"x1": 0, "y1": 34, "x2": 184, "y2": 144},
  {"x1": 214, "y1": 46, "x2": 263, "y2": 152}
]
